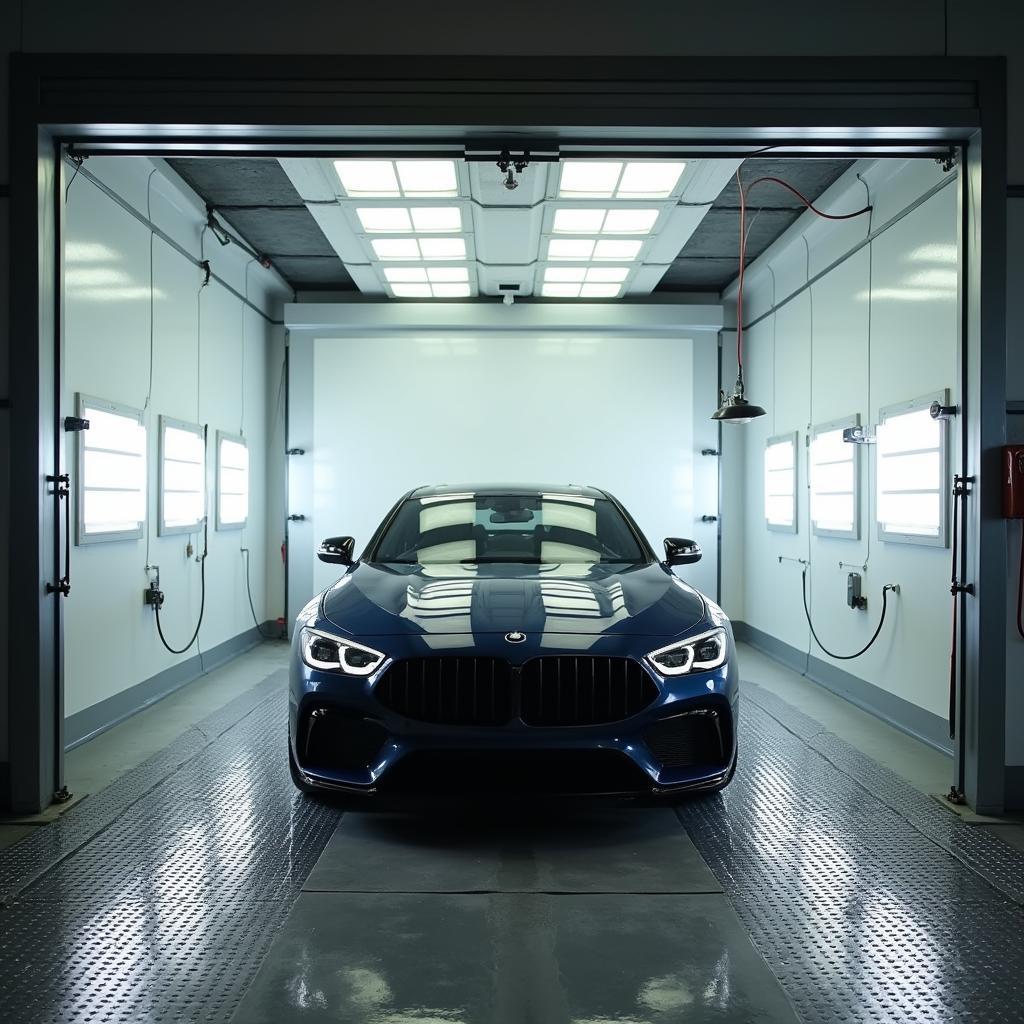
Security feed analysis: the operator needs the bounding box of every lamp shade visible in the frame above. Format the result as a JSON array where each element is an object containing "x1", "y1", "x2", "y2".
[{"x1": 711, "y1": 393, "x2": 767, "y2": 423}]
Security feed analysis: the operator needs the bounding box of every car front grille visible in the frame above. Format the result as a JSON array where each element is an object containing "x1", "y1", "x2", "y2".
[
  {"x1": 643, "y1": 706, "x2": 731, "y2": 770},
  {"x1": 374, "y1": 655, "x2": 658, "y2": 727},
  {"x1": 519, "y1": 656, "x2": 658, "y2": 726},
  {"x1": 375, "y1": 657, "x2": 515, "y2": 725}
]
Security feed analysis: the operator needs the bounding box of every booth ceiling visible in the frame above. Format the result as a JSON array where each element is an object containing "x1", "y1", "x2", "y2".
[{"x1": 167, "y1": 156, "x2": 852, "y2": 298}]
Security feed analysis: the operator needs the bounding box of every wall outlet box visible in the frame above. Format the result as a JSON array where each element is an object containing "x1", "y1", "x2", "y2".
[{"x1": 847, "y1": 572, "x2": 867, "y2": 610}]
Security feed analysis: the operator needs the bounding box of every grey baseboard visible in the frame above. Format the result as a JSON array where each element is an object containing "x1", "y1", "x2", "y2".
[
  {"x1": 64, "y1": 622, "x2": 280, "y2": 751},
  {"x1": 733, "y1": 619, "x2": 954, "y2": 757}
]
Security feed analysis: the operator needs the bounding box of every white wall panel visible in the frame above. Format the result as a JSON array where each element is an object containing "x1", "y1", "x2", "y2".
[
  {"x1": 306, "y1": 332, "x2": 715, "y2": 600},
  {"x1": 725, "y1": 161, "x2": 959, "y2": 724},
  {"x1": 62, "y1": 158, "x2": 285, "y2": 719}
]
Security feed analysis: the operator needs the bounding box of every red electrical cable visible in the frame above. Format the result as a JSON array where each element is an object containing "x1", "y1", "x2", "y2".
[{"x1": 732, "y1": 173, "x2": 872, "y2": 375}]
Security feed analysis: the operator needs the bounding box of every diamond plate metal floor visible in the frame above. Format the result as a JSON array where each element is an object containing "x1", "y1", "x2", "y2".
[
  {"x1": 678, "y1": 681, "x2": 1024, "y2": 1024},
  {"x1": 0, "y1": 670, "x2": 342, "y2": 1024},
  {"x1": 0, "y1": 669, "x2": 1023, "y2": 1023}
]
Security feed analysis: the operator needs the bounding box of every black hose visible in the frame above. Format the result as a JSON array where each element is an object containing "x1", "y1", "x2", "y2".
[
  {"x1": 241, "y1": 547, "x2": 279, "y2": 640},
  {"x1": 155, "y1": 551, "x2": 206, "y2": 655},
  {"x1": 801, "y1": 567, "x2": 897, "y2": 661}
]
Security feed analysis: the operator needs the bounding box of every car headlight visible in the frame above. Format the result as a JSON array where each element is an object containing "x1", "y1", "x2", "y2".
[
  {"x1": 300, "y1": 627, "x2": 386, "y2": 676},
  {"x1": 646, "y1": 627, "x2": 728, "y2": 676}
]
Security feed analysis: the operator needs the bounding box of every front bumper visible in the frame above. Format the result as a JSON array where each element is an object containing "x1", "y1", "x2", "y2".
[{"x1": 288, "y1": 626, "x2": 738, "y2": 798}]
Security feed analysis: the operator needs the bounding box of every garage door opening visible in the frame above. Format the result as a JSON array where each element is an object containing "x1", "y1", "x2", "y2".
[{"x1": 55, "y1": 146, "x2": 962, "y2": 789}]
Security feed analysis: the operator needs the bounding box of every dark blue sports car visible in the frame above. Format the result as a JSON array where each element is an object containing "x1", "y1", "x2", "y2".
[{"x1": 289, "y1": 484, "x2": 738, "y2": 800}]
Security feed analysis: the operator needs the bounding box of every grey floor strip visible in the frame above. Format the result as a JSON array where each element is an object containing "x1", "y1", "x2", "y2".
[
  {"x1": 302, "y1": 807, "x2": 723, "y2": 894},
  {"x1": 231, "y1": 891, "x2": 799, "y2": 1023}
]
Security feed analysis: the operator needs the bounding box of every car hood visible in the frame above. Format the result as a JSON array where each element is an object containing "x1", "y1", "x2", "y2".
[{"x1": 320, "y1": 561, "x2": 705, "y2": 638}]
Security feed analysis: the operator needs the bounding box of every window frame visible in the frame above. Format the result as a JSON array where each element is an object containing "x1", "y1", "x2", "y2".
[
  {"x1": 876, "y1": 390, "x2": 950, "y2": 548},
  {"x1": 810, "y1": 414, "x2": 861, "y2": 540},
  {"x1": 158, "y1": 415, "x2": 207, "y2": 537},
  {"x1": 764, "y1": 431, "x2": 799, "y2": 534},
  {"x1": 215, "y1": 429, "x2": 249, "y2": 531},
  {"x1": 75, "y1": 392, "x2": 147, "y2": 545}
]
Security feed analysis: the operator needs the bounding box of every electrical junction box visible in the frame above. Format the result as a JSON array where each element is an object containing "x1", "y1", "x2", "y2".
[
  {"x1": 847, "y1": 572, "x2": 867, "y2": 610},
  {"x1": 1004, "y1": 446, "x2": 1024, "y2": 518}
]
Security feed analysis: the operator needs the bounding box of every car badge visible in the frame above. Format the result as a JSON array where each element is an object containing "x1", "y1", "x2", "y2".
[{"x1": 505, "y1": 631, "x2": 526, "y2": 644}]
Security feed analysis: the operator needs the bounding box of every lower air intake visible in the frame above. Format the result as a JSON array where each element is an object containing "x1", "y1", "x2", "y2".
[{"x1": 644, "y1": 706, "x2": 731, "y2": 770}]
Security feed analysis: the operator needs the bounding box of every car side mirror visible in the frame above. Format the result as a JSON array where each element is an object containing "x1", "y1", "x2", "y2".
[
  {"x1": 664, "y1": 537, "x2": 702, "y2": 566},
  {"x1": 317, "y1": 536, "x2": 355, "y2": 565}
]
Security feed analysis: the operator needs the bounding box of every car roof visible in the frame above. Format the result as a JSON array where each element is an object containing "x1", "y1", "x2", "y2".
[{"x1": 408, "y1": 483, "x2": 609, "y2": 499}]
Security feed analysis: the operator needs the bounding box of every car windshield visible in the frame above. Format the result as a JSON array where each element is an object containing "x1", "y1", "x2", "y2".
[{"x1": 372, "y1": 492, "x2": 647, "y2": 565}]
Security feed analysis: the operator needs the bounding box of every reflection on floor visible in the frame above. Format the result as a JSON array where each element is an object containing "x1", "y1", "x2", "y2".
[{"x1": 0, "y1": 641, "x2": 1022, "y2": 1022}]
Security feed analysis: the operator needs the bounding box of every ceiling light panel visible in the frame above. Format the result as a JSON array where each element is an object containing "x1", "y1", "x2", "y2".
[
  {"x1": 546, "y1": 239, "x2": 643, "y2": 262},
  {"x1": 552, "y1": 208, "x2": 659, "y2": 235},
  {"x1": 396, "y1": 160, "x2": 459, "y2": 196},
  {"x1": 334, "y1": 159, "x2": 460, "y2": 198},
  {"x1": 557, "y1": 161, "x2": 687, "y2": 200},
  {"x1": 558, "y1": 162, "x2": 624, "y2": 199},
  {"x1": 372, "y1": 237, "x2": 467, "y2": 261},
  {"x1": 385, "y1": 264, "x2": 474, "y2": 298},
  {"x1": 616, "y1": 161, "x2": 687, "y2": 199},
  {"x1": 540, "y1": 281, "x2": 622, "y2": 299},
  {"x1": 357, "y1": 206, "x2": 462, "y2": 233},
  {"x1": 543, "y1": 267, "x2": 630, "y2": 284}
]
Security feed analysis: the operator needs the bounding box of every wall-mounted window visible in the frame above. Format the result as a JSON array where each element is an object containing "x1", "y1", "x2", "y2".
[
  {"x1": 75, "y1": 394, "x2": 147, "y2": 544},
  {"x1": 158, "y1": 416, "x2": 206, "y2": 536},
  {"x1": 764, "y1": 432, "x2": 798, "y2": 533},
  {"x1": 216, "y1": 431, "x2": 249, "y2": 530},
  {"x1": 877, "y1": 391, "x2": 949, "y2": 546},
  {"x1": 810, "y1": 416, "x2": 860, "y2": 539}
]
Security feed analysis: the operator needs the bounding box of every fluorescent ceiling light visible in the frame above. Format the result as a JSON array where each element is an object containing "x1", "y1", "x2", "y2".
[
  {"x1": 372, "y1": 238, "x2": 467, "y2": 261},
  {"x1": 411, "y1": 207, "x2": 462, "y2": 232},
  {"x1": 419, "y1": 237, "x2": 466, "y2": 260},
  {"x1": 540, "y1": 279, "x2": 622, "y2": 299},
  {"x1": 593, "y1": 239, "x2": 642, "y2": 260},
  {"x1": 333, "y1": 160, "x2": 400, "y2": 197},
  {"x1": 372, "y1": 238, "x2": 421, "y2": 260},
  {"x1": 543, "y1": 266, "x2": 629, "y2": 284},
  {"x1": 602, "y1": 209, "x2": 659, "y2": 233},
  {"x1": 548, "y1": 239, "x2": 596, "y2": 261},
  {"x1": 545, "y1": 267, "x2": 587, "y2": 282},
  {"x1": 552, "y1": 209, "x2": 607, "y2": 233},
  {"x1": 558, "y1": 162, "x2": 623, "y2": 198},
  {"x1": 396, "y1": 160, "x2": 458, "y2": 196},
  {"x1": 617, "y1": 161, "x2": 687, "y2": 198},
  {"x1": 392, "y1": 283, "x2": 433, "y2": 298},
  {"x1": 384, "y1": 267, "x2": 429, "y2": 282},
  {"x1": 582, "y1": 266, "x2": 629, "y2": 283},
  {"x1": 427, "y1": 266, "x2": 469, "y2": 282},
  {"x1": 552, "y1": 208, "x2": 659, "y2": 235},
  {"x1": 359, "y1": 206, "x2": 462, "y2": 234},
  {"x1": 357, "y1": 208, "x2": 413, "y2": 232},
  {"x1": 432, "y1": 283, "x2": 471, "y2": 297},
  {"x1": 542, "y1": 283, "x2": 582, "y2": 297}
]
